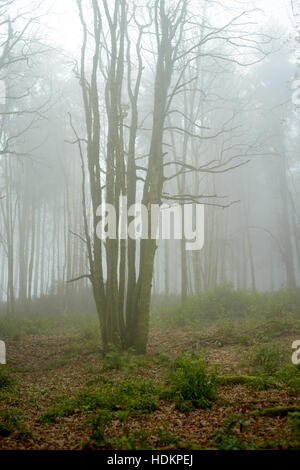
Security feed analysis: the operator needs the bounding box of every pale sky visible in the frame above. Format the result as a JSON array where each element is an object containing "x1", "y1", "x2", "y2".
[{"x1": 43, "y1": 0, "x2": 295, "y2": 55}]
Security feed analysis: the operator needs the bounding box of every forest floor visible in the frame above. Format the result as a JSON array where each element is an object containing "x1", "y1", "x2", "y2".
[{"x1": 1, "y1": 316, "x2": 300, "y2": 450}]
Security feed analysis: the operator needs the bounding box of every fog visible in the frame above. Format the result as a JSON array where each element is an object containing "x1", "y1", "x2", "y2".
[
  {"x1": 1, "y1": 0, "x2": 299, "y2": 312},
  {"x1": 1, "y1": 0, "x2": 300, "y2": 453}
]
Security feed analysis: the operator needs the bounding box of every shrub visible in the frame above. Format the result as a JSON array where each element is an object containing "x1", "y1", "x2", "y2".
[
  {"x1": 276, "y1": 363, "x2": 300, "y2": 392},
  {"x1": 84, "y1": 410, "x2": 113, "y2": 448},
  {"x1": 165, "y1": 355, "x2": 218, "y2": 411},
  {"x1": 152, "y1": 285, "x2": 300, "y2": 332},
  {"x1": 0, "y1": 409, "x2": 23, "y2": 437},
  {"x1": 39, "y1": 399, "x2": 76, "y2": 424},
  {"x1": 109, "y1": 430, "x2": 151, "y2": 451},
  {"x1": 101, "y1": 350, "x2": 148, "y2": 373},
  {"x1": 288, "y1": 412, "x2": 300, "y2": 439},
  {"x1": 0, "y1": 368, "x2": 14, "y2": 390},
  {"x1": 212, "y1": 413, "x2": 249, "y2": 450},
  {"x1": 249, "y1": 343, "x2": 286, "y2": 375}
]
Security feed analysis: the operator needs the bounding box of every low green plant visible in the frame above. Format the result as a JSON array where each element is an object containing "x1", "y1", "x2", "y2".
[
  {"x1": 0, "y1": 368, "x2": 14, "y2": 390},
  {"x1": 276, "y1": 363, "x2": 300, "y2": 392},
  {"x1": 152, "y1": 286, "x2": 300, "y2": 344},
  {"x1": 250, "y1": 405, "x2": 300, "y2": 417},
  {"x1": 249, "y1": 343, "x2": 286, "y2": 375},
  {"x1": 40, "y1": 377, "x2": 158, "y2": 424},
  {"x1": 111, "y1": 430, "x2": 151, "y2": 450},
  {"x1": 217, "y1": 374, "x2": 279, "y2": 391},
  {"x1": 84, "y1": 410, "x2": 113, "y2": 448},
  {"x1": 101, "y1": 350, "x2": 148, "y2": 373},
  {"x1": 0, "y1": 409, "x2": 24, "y2": 437},
  {"x1": 164, "y1": 355, "x2": 218, "y2": 411},
  {"x1": 38, "y1": 398, "x2": 76, "y2": 424},
  {"x1": 83, "y1": 412, "x2": 152, "y2": 450},
  {"x1": 156, "y1": 427, "x2": 180, "y2": 447},
  {"x1": 212, "y1": 414, "x2": 249, "y2": 450},
  {"x1": 288, "y1": 412, "x2": 300, "y2": 438}
]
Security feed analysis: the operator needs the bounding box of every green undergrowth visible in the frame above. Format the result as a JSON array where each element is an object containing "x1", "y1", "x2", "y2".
[
  {"x1": 39, "y1": 377, "x2": 158, "y2": 425},
  {"x1": 0, "y1": 367, "x2": 18, "y2": 403},
  {"x1": 0, "y1": 310, "x2": 99, "y2": 340},
  {"x1": 241, "y1": 343, "x2": 300, "y2": 392},
  {"x1": 39, "y1": 346, "x2": 299, "y2": 432},
  {"x1": 250, "y1": 406, "x2": 300, "y2": 417},
  {"x1": 212, "y1": 411, "x2": 300, "y2": 450},
  {"x1": 217, "y1": 375, "x2": 279, "y2": 391},
  {"x1": 82, "y1": 417, "x2": 195, "y2": 450},
  {"x1": 160, "y1": 355, "x2": 219, "y2": 412},
  {"x1": 152, "y1": 285, "x2": 300, "y2": 343},
  {"x1": 45, "y1": 338, "x2": 101, "y2": 370},
  {"x1": 212, "y1": 413, "x2": 250, "y2": 450},
  {"x1": 0, "y1": 367, "x2": 15, "y2": 390},
  {"x1": 40, "y1": 354, "x2": 220, "y2": 430},
  {"x1": 0, "y1": 408, "x2": 31, "y2": 439},
  {"x1": 2, "y1": 285, "x2": 300, "y2": 343},
  {"x1": 100, "y1": 350, "x2": 152, "y2": 373}
]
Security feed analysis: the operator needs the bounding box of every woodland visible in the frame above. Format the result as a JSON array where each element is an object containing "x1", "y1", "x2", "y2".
[{"x1": 0, "y1": 0, "x2": 300, "y2": 451}]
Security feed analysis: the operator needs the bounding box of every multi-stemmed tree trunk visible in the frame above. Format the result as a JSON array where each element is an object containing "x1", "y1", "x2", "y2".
[
  {"x1": 74, "y1": 0, "x2": 188, "y2": 353},
  {"x1": 72, "y1": 0, "x2": 274, "y2": 354}
]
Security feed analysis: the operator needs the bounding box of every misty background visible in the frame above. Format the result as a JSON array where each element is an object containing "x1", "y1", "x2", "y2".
[{"x1": 0, "y1": 0, "x2": 299, "y2": 318}]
